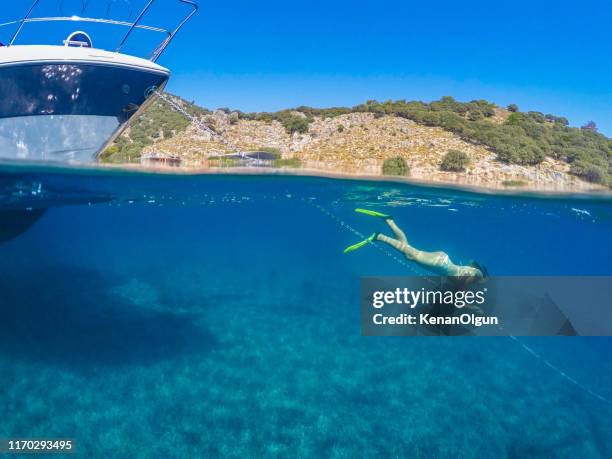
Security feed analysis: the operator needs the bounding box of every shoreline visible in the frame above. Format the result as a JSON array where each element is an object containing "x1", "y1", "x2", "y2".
[{"x1": 1, "y1": 160, "x2": 610, "y2": 200}]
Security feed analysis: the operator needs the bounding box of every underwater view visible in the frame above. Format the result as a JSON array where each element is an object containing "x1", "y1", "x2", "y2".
[{"x1": 1, "y1": 164, "x2": 611, "y2": 457}]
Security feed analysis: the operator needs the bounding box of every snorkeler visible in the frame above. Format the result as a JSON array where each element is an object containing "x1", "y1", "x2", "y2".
[{"x1": 344, "y1": 208, "x2": 486, "y2": 282}]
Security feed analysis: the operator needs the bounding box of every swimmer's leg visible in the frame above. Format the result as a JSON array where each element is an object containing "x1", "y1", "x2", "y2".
[
  {"x1": 385, "y1": 218, "x2": 408, "y2": 244},
  {"x1": 375, "y1": 233, "x2": 418, "y2": 260},
  {"x1": 375, "y1": 233, "x2": 403, "y2": 251},
  {"x1": 355, "y1": 209, "x2": 408, "y2": 243}
]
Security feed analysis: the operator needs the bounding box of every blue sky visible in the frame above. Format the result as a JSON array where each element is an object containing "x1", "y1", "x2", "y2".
[{"x1": 2, "y1": 0, "x2": 611, "y2": 134}]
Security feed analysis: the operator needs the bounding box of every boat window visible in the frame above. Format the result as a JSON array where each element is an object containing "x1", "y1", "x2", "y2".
[{"x1": 64, "y1": 31, "x2": 93, "y2": 48}]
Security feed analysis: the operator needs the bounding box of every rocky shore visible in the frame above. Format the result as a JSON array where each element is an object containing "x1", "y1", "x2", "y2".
[{"x1": 128, "y1": 105, "x2": 606, "y2": 194}]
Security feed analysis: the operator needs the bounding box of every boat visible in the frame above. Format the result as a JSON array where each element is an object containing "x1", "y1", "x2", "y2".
[{"x1": 0, "y1": 0, "x2": 198, "y2": 163}]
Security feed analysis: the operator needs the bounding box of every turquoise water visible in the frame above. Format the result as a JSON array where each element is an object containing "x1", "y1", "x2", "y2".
[{"x1": 1, "y1": 165, "x2": 611, "y2": 457}]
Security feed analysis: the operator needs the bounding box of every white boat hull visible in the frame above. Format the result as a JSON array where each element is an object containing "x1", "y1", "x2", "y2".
[{"x1": 0, "y1": 46, "x2": 170, "y2": 163}]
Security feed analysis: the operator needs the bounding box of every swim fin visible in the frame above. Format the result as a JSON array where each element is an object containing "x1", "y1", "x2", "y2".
[
  {"x1": 343, "y1": 233, "x2": 377, "y2": 253},
  {"x1": 355, "y1": 208, "x2": 391, "y2": 219}
]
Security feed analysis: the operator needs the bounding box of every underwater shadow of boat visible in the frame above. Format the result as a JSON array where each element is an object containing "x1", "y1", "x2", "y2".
[
  {"x1": 0, "y1": 209, "x2": 47, "y2": 243},
  {"x1": 0, "y1": 265, "x2": 218, "y2": 368}
]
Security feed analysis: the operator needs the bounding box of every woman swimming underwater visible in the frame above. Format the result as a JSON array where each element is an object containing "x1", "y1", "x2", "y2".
[{"x1": 344, "y1": 208, "x2": 487, "y2": 282}]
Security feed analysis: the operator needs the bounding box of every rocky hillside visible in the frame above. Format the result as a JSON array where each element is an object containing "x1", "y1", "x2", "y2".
[{"x1": 101, "y1": 95, "x2": 611, "y2": 192}]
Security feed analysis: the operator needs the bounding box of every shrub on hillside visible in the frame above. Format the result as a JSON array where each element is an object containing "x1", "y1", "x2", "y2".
[
  {"x1": 570, "y1": 162, "x2": 608, "y2": 184},
  {"x1": 583, "y1": 166, "x2": 606, "y2": 184},
  {"x1": 382, "y1": 156, "x2": 409, "y2": 176},
  {"x1": 259, "y1": 146, "x2": 282, "y2": 158},
  {"x1": 284, "y1": 116, "x2": 310, "y2": 134},
  {"x1": 241, "y1": 110, "x2": 312, "y2": 135},
  {"x1": 440, "y1": 150, "x2": 469, "y2": 172},
  {"x1": 274, "y1": 157, "x2": 301, "y2": 168},
  {"x1": 99, "y1": 145, "x2": 119, "y2": 163}
]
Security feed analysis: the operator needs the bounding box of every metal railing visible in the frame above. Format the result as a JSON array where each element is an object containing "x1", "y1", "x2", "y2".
[{"x1": 0, "y1": 0, "x2": 198, "y2": 62}]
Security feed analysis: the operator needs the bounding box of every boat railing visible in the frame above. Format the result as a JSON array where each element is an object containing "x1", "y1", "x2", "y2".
[{"x1": 0, "y1": 0, "x2": 198, "y2": 62}]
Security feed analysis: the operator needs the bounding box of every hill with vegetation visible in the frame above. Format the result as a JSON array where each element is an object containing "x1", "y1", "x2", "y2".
[
  {"x1": 101, "y1": 94, "x2": 611, "y2": 191},
  {"x1": 100, "y1": 96, "x2": 209, "y2": 164}
]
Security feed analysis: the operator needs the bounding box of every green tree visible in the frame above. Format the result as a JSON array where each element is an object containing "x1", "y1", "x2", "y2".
[
  {"x1": 583, "y1": 166, "x2": 606, "y2": 184},
  {"x1": 507, "y1": 104, "x2": 519, "y2": 112},
  {"x1": 570, "y1": 162, "x2": 607, "y2": 184},
  {"x1": 440, "y1": 150, "x2": 470, "y2": 172},
  {"x1": 581, "y1": 121, "x2": 598, "y2": 132},
  {"x1": 99, "y1": 145, "x2": 119, "y2": 162},
  {"x1": 284, "y1": 116, "x2": 310, "y2": 134},
  {"x1": 382, "y1": 156, "x2": 409, "y2": 176}
]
